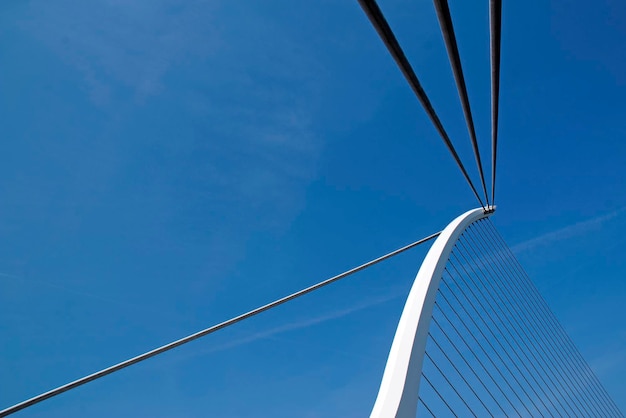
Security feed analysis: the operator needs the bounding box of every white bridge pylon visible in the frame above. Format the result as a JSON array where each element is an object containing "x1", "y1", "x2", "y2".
[{"x1": 371, "y1": 207, "x2": 492, "y2": 418}]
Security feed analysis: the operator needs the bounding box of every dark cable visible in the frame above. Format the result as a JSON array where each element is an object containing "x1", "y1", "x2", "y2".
[
  {"x1": 460, "y1": 229, "x2": 590, "y2": 416},
  {"x1": 437, "y1": 288, "x2": 528, "y2": 417},
  {"x1": 448, "y1": 256, "x2": 550, "y2": 412},
  {"x1": 431, "y1": 316, "x2": 509, "y2": 416},
  {"x1": 487, "y1": 220, "x2": 624, "y2": 417},
  {"x1": 481, "y1": 221, "x2": 621, "y2": 417},
  {"x1": 440, "y1": 277, "x2": 550, "y2": 417},
  {"x1": 425, "y1": 351, "x2": 479, "y2": 417},
  {"x1": 447, "y1": 250, "x2": 567, "y2": 415},
  {"x1": 422, "y1": 372, "x2": 459, "y2": 417},
  {"x1": 433, "y1": 0, "x2": 489, "y2": 205},
  {"x1": 470, "y1": 220, "x2": 612, "y2": 416},
  {"x1": 468, "y1": 223, "x2": 604, "y2": 417},
  {"x1": 479, "y1": 219, "x2": 618, "y2": 416},
  {"x1": 429, "y1": 333, "x2": 495, "y2": 417},
  {"x1": 419, "y1": 397, "x2": 437, "y2": 417},
  {"x1": 357, "y1": 0, "x2": 485, "y2": 207},
  {"x1": 490, "y1": 0, "x2": 502, "y2": 204},
  {"x1": 482, "y1": 220, "x2": 625, "y2": 417},
  {"x1": 440, "y1": 273, "x2": 547, "y2": 417},
  {"x1": 452, "y1": 239, "x2": 578, "y2": 416}
]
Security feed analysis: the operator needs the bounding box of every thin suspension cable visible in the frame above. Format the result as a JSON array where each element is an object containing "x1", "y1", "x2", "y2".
[
  {"x1": 439, "y1": 276, "x2": 550, "y2": 417},
  {"x1": 432, "y1": 308, "x2": 510, "y2": 417},
  {"x1": 447, "y1": 254, "x2": 561, "y2": 414},
  {"x1": 490, "y1": 0, "x2": 502, "y2": 204},
  {"x1": 452, "y1": 240, "x2": 578, "y2": 416},
  {"x1": 442, "y1": 276, "x2": 554, "y2": 417},
  {"x1": 0, "y1": 232, "x2": 440, "y2": 417},
  {"x1": 471, "y1": 226, "x2": 608, "y2": 418},
  {"x1": 425, "y1": 351, "x2": 479, "y2": 417},
  {"x1": 482, "y1": 219, "x2": 622, "y2": 416},
  {"x1": 468, "y1": 223, "x2": 605, "y2": 417},
  {"x1": 429, "y1": 333, "x2": 495, "y2": 417},
  {"x1": 447, "y1": 252, "x2": 569, "y2": 416},
  {"x1": 357, "y1": 0, "x2": 485, "y2": 208},
  {"x1": 440, "y1": 273, "x2": 532, "y2": 415},
  {"x1": 456, "y1": 231, "x2": 570, "y2": 406},
  {"x1": 464, "y1": 227, "x2": 590, "y2": 416},
  {"x1": 486, "y1": 235, "x2": 623, "y2": 416},
  {"x1": 481, "y1": 222, "x2": 623, "y2": 417},
  {"x1": 482, "y1": 221, "x2": 625, "y2": 417},
  {"x1": 488, "y1": 223, "x2": 625, "y2": 418},
  {"x1": 441, "y1": 263, "x2": 548, "y2": 416},
  {"x1": 433, "y1": 0, "x2": 489, "y2": 205},
  {"x1": 445, "y1": 259, "x2": 553, "y2": 417},
  {"x1": 432, "y1": 316, "x2": 508, "y2": 417},
  {"x1": 488, "y1": 222, "x2": 623, "y2": 417},
  {"x1": 437, "y1": 288, "x2": 528, "y2": 417},
  {"x1": 419, "y1": 397, "x2": 436, "y2": 417},
  {"x1": 422, "y1": 372, "x2": 459, "y2": 417},
  {"x1": 463, "y1": 229, "x2": 598, "y2": 418}
]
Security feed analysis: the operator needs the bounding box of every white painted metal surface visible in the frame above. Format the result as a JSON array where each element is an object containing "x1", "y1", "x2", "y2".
[{"x1": 370, "y1": 207, "x2": 493, "y2": 418}]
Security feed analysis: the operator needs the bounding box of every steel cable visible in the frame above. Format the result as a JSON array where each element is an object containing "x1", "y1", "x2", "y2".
[
  {"x1": 457, "y1": 233, "x2": 591, "y2": 417},
  {"x1": 429, "y1": 333, "x2": 496, "y2": 417},
  {"x1": 0, "y1": 232, "x2": 441, "y2": 417},
  {"x1": 482, "y1": 220, "x2": 625, "y2": 417},
  {"x1": 433, "y1": 0, "x2": 489, "y2": 205},
  {"x1": 481, "y1": 219, "x2": 621, "y2": 416},
  {"x1": 469, "y1": 222, "x2": 604, "y2": 417},
  {"x1": 483, "y1": 222, "x2": 621, "y2": 417},
  {"x1": 478, "y1": 217, "x2": 616, "y2": 414},
  {"x1": 425, "y1": 351, "x2": 479, "y2": 417},
  {"x1": 442, "y1": 263, "x2": 554, "y2": 415},
  {"x1": 357, "y1": 0, "x2": 485, "y2": 207},
  {"x1": 447, "y1": 253, "x2": 566, "y2": 415},
  {"x1": 490, "y1": 0, "x2": 502, "y2": 204},
  {"x1": 440, "y1": 276, "x2": 550, "y2": 417},
  {"x1": 432, "y1": 316, "x2": 509, "y2": 416},
  {"x1": 437, "y1": 286, "x2": 530, "y2": 417},
  {"x1": 419, "y1": 397, "x2": 437, "y2": 417},
  {"x1": 452, "y1": 239, "x2": 578, "y2": 416},
  {"x1": 422, "y1": 371, "x2": 458, "y2": 417}
]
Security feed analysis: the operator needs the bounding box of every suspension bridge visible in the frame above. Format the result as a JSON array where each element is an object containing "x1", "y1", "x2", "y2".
[{"x1": 1, "y1": 1, "x2": 622, "y2": 417}]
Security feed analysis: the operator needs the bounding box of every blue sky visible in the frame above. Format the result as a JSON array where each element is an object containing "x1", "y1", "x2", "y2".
[{"x1": 1, "y1": 0, "x2": 625, "y2": 416}]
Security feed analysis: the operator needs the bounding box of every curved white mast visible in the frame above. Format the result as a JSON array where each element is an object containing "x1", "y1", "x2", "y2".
[{"x1": 371, "y1": 207, "x2": 494, "y2": 418}]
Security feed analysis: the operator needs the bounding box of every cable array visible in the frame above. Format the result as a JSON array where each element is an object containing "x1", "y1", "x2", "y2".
[
  {"x1": 417, "y1": 220, "x2": 623, "y2": 417},
  {"x1": 358, "y1": 0, "x2": 504, "y2": 207},
  {"x1": 433, "y1": 0, "x2": 489, "y2": 206},
  {"x1": 3, "y1": 2, "x2": 622, "y2": 417},
  {"x1": 357, "y1": 0, "x2": 486, "y2": 208}
]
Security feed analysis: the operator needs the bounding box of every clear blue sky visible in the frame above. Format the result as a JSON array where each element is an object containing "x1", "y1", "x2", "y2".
[{"x1": 1, "y1": 0, "x2": 625, "y2": 416}]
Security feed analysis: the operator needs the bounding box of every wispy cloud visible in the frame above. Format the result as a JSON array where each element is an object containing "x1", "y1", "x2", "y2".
[
  {"x1": 159, "y1": 290, "x2": 405, "y2": 367},
  {"x1": 590, "y1": 346, "x2": 626, "y2": 379},
  {"x1": 205, "y1": 293, "x2": 401, "y2": 354},
  {"x1": 20, "y1": 0, "x2": 222, "y2": 102},
  {"x1": 17, "y1": 0, "x2": 328, "y2": 279},
  {"x1": 511, "y1": 207, "x2": 626, "y2": 254}
]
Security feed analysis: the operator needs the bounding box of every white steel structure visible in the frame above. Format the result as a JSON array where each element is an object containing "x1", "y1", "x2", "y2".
[
  {"x1": 3, "y1": 1, "x2": 624, "y2": 416},
  {"x1": 3, "y1": 205, "x2": 622, "y2": 417},
  {"x1": 371, "y1": 207, "x2": 493, "y2": 418}
]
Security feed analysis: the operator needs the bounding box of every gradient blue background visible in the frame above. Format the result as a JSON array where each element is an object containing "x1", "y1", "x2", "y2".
[{"x1": 1, "y1": 0, "x2": 625, "y2": 416}]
